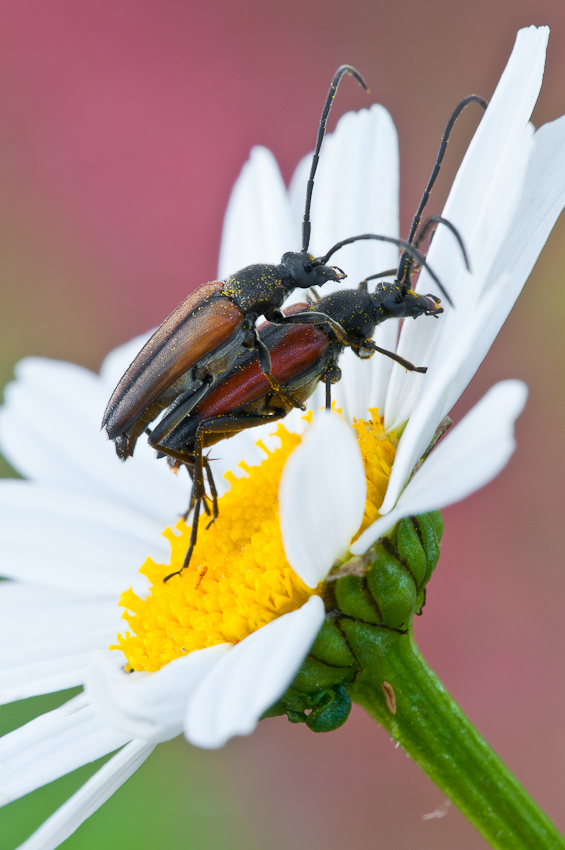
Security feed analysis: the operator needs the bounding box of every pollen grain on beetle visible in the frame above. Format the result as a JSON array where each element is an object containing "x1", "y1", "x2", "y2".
[{"x1": 114, "y1": 412, "x2": 397, "y2": 673}]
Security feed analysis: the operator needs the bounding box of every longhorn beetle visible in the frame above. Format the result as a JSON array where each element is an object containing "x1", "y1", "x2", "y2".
[{"x1": 102, "y1": 65, "x2": 448, "y2": 461}]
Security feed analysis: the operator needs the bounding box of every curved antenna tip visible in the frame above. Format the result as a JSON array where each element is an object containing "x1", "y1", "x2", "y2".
[{"x1": 335, "y1": 64, "x2": 370, "y2": 93}]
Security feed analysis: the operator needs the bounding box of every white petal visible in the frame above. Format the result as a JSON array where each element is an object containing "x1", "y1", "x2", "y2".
[
  {"x1": 86, "y1": 646, "x2": 230, "y2": 744},
  {"x1": 218, "y1": 146, "x2": 294, "y2": 278},
  {"x1": 442, "y1": 113, "x2": 565, "y2": 414},
  {"x1": 16, "y1": 739, "x2": 153, "y2": 850},
  {"x1": 279, "y1": 412, "x2": 366, "y2": 587},
  {"x1": 0, "y1": 481, "x2": 163, "y2": 595},
  {"x1": 385, "y1": 26, "x2": 548, "y2": 432},
  {"x1": 287, "y1": 104, "x2": 400, "y2": 302},
  {"x1": 185, "y1": 596, "x2": 325, "y2": 748},
  {"x1": 0, "y1": 358, "x2": 187, "y2": 526},
  {"x1": 0, "y1": 583, "x2": 120, "y2": 704},
  {"x1": 332, "y1": 332, "x2": 401, "y2": 422},
  {"x1": 380, "y1": 265, "x2": 513, "y2": 515},
  {"x1": 0, "y1": 694, "x2": 131, "y2": 805},
  {"x1": 351, "y1": 380, "x2": 527, "y2": 553}
]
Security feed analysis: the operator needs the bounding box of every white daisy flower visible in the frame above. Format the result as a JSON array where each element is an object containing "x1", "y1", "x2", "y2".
[{"x1": 1, "y1": 23, "x2": 564, "y2": 850}]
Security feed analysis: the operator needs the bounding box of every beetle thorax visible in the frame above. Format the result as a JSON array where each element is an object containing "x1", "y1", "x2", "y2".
[
  {"x1": 222, "y1": 264, "x2": 288, "y2": 316},
  {"x1": 316, "y1": 289, "x2": 379, "y2": 341}
]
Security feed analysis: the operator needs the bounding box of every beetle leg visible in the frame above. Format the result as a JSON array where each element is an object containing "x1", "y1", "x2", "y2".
[
  {"x1": 203, "y1": 455, "x2": 219, "y2": 529},
  {"x1": 273, "y1": 309, "x2": 348, "y2": 340},
  {"x1": 325, "y1": 373, "x2": 332, "y2": 410},
  {"x1": 164, "y1": 431, "x2": 207, "y2": 582},
  {"x1": 148, "y1": 379, "x2": 213, "y2": 447},
  {"x1": 254, "y1": 332, "x2": 306, "y2": 411},
  {"x1": 159, "y1": 411, "x2": 287, "y2": 581},
  {"x1": 163, "y1": 494, "x2": 202, "y2": 583},
  {"x1": 363, "y1": 340, "x2": 427, "y2": 373},
  {"x1": 321, "y1": 343, "x2": 342, "y2": 410}
]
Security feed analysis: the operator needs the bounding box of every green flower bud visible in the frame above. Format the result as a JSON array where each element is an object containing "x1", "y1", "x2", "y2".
[
  {"x1": 263, "y1": 511, "x2": 443, "y2": 734},
  {"x1": 305, "y1": 685, "x2": 352, "y2": 732}
]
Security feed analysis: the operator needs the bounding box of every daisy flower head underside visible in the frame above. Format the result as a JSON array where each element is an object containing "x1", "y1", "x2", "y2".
[{"x1": 1, "y1": 24, "x2": 565, "y2": 850}]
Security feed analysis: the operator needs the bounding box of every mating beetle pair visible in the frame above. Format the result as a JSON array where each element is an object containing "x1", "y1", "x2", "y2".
[
  {"x1": 102, "y1": 64, "x2": 486, "y2": 579},
  {"x1": 150, "y1": 281, "x2": 446, "y2": 581}
]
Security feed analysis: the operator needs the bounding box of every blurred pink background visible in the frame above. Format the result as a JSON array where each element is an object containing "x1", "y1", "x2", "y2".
[{"x1": 1, "y1": 1, "x2": 565, "y2": 848}]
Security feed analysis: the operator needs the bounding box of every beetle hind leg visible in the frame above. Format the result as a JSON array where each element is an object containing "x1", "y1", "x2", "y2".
[{"x1": 203, "y1": 455, "x2": 219, "y2": 529}]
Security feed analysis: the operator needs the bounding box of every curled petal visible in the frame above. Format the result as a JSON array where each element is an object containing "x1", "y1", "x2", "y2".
[
  {"x1": 86, "y1": 646, "x2": 230, "y2": 744},
  {"x1": 185, "y1": 596, "x2": 326, "y2": 748},
  {"x1": 280, "y1": 412, "x2": 366, "y2": 587}
]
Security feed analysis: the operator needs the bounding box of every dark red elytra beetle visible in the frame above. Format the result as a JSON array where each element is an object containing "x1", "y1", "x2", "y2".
[
  {"x1": 152, "y1": 280, "x2": 445, "y2": 581},
  {"x1": 102, "y1": 63, "x2": 456, "y2": 461}
]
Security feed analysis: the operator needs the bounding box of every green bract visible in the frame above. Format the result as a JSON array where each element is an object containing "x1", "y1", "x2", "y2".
[{"x1": 263, "y1": 510, "x2": 444, "y2": 732}]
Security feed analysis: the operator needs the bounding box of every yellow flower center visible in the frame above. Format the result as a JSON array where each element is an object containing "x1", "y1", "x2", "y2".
[{"x1": 114, "y1": 410, "x2": 397, "y2": 672}]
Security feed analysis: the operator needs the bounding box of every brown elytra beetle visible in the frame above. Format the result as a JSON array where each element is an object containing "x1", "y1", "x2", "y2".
[
  {"x1": 102, "y1": 65, "x2": 368, "y2": 460},
  {"x1": 149, "y1": 280, "x2": 445, "y2": 581}
]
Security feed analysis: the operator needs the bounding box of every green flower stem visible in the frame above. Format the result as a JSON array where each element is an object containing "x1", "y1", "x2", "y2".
[{"x1": 348, "y1": 627, "x2": 565, "y2": 850}]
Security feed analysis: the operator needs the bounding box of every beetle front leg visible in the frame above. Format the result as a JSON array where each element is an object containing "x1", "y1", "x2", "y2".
[{"x1": 364, "y1": 340, "x2": 427, "y2": 373}]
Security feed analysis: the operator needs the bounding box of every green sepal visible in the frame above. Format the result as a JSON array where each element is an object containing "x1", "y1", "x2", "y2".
[
  {"x1": 309, "y1": 619, "x2": 358, "y2": 667},
  {"x1": 427, "y1": 508, "x2": 444, "y2": 544},
  {"x1": 365, "y1": 548, "x2": 417, "y2": 628},
  {"x1": 291, "y1": 654, "x2": 356, "y2": 693},
  {"x1": 415, "y1": 512, "x2": 442, "y2": 581},
  {"x1": 414, "y1": 588, "x2": 426, "y2": 616},
  {"x1": 396, "y1": 518, "x2": 428, "y2": 588},
  {"x1": 335, "y1": 575, "x2": 381, "y2": 624},
  {"x1": 338, "y1": 619, "x2": 402, "y2": 667}
]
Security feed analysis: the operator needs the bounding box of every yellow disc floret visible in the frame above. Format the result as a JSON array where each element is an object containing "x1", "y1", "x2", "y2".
[
  {"x1": 114, "y1": 410, "x2": 397, "y2": 673},
  {"x1": 353, "y1": 407, "x2": 399, "y2": 539}
]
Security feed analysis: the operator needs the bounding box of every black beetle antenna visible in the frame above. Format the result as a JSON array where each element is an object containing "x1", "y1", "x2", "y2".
[
  {"x1": 397, "y1": 94, "x2": 487, "y2": 286},
  {"x1": 407, "y1": 94, "x2": 488, "y2": 246},
  {"x1": 317, "y1": 233, "x2": 453, "y2": 307},
  {"x1": 302, "y1": 65, "x2": 369, "y2": 254},
  {"x1": 412, "y1": 214, "x2": 470, "y2": 271}
]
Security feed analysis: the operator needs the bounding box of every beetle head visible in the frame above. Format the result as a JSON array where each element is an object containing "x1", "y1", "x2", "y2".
[
  {"x1": 279, "y1": 251, "x2": 346, "y2": 290},
  {"x1": 373, "y1": 282, "x2": 444, "y2": 320}
]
